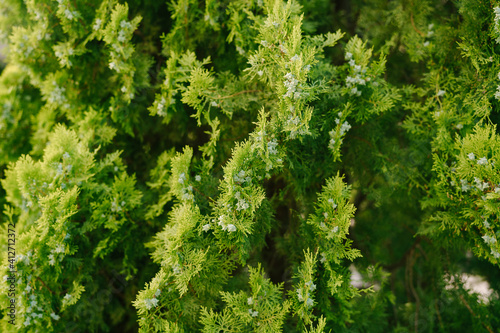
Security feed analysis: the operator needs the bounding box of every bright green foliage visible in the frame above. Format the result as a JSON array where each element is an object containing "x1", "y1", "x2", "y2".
[
  {"x1": 1, "y1": 125, "x2": 144, "y2": 331},
  {"x1": 306, "y1": 175, "x2": 361, "y2": 294},
  {"x1": 200, "y1": 264, "x2": 291, "y2": 332},
  {"x1": 1, "y1": 0, "x2": 500, "y2": 332},
  {"x1": 422, "y1": 124, "x2": 500, "y2": 263}
]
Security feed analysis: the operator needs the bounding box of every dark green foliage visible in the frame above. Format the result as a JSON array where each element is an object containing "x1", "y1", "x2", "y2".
[{"x1": 0, "y1": 0, "x2": 499, "y2": 332}]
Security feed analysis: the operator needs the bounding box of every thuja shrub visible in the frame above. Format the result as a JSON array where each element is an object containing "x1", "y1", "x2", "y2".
[{"x1": 0, "y1": 0, "x2": 500, "y2": 332}]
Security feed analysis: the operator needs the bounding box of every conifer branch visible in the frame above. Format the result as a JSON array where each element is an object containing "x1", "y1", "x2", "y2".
[{"x1": 2, "y1": 1, "x2": 500, "y2": 332}]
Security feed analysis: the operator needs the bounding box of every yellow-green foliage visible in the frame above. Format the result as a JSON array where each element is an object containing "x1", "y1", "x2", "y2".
[{"x1": 1, "y1": 0, "x2": 500, "y2": 332}]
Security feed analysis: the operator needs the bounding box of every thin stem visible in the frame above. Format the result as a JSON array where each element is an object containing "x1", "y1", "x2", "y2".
[
  {"x1": 407, "y1": 249, "x2": 420, "y2": 333},
  {"x1": 216, "y1": 90, "x2": 261, "y2": 100},
  {"x1": 36, "y1": 276, "x2": 55, "y2": 294},
  {"x1": 410, "y1": 12, "x2": 425, "y2": 38}
]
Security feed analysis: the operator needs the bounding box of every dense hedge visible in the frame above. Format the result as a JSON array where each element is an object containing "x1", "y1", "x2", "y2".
[{"x1": 1, "y1": 0, "x2": 500, "y2": 332}]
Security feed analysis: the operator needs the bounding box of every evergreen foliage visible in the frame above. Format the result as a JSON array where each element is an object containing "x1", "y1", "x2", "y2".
[{"x1": 0, "y1": 0, "x2": 499, "y2": 332}]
